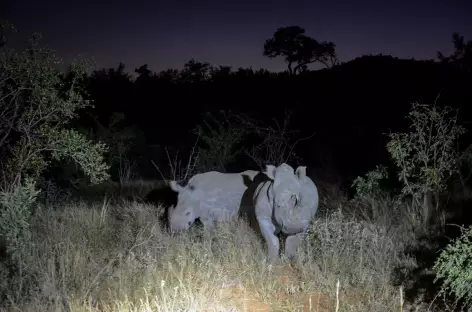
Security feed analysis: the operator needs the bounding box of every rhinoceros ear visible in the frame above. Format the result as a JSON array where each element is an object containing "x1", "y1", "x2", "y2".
[
  {"x1": 264, "y1": 165, "x2": 277, "y2": 180},
  {"x1": 169, "y1": 180, "x2": 183, "y2": 193},
  {"x1": 295, "y1": 166, "x2": 307, "y2": 179}
]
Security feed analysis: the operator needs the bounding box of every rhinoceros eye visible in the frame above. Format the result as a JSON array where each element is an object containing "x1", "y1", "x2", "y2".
[{"x1": 185, "y1": 211, "x2": 191, "y2": 216}]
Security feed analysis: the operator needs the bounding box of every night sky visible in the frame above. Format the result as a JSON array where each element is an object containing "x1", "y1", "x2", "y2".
[{"x1": 5, "y1": 0, "x2": 472, "y2": 73}]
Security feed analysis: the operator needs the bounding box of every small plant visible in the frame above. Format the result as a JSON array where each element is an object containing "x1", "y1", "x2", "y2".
[
  {"x1": 433, "y1": 225, "x2": 472, "y2": 311},
  {"x1": 0, "y1": 178, "x2": 38, "y2": 260},
  {"x1": 351, "y1": 165, "x2": 391, "y2": 222},
  {"x1": 0, "y1": 177, "x2": 39, "y2": 301},
  {"x1": 352, "y1": 164, "x2": 388, "y2": 199}
]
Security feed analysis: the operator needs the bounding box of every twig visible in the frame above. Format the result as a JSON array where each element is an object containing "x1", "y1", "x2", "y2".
[
  {"x1": 400, "y1": 285, "x2": 404, "y2": 312},
  {"x1": 151, "y1": 135, "x2": 200, "y2": 184},
  {"x1": 182, "y1": 135, "x2": 200, "y2": 182},
  {"x1": 151, "y1": 159, "x2": 169, "y2": 184},
  {"x1": 335, "y1": 280, "x2": 340, "y2": 312}
]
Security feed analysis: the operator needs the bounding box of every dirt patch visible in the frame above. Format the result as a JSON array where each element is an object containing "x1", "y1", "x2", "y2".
[
  {"x1": 276, "y1": 291, "x2": 331, "y2": 312},
  {"x1": 219, "y1": 283, "x2": 271, "y2": 312},
  {"x1": 218, "y1": 264, "x2": 333, "y2": 311}
]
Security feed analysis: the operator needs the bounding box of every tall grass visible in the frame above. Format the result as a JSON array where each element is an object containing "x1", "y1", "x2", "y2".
[{"x1": 0, "y1": 181, "x2": 454, "y2": 311}]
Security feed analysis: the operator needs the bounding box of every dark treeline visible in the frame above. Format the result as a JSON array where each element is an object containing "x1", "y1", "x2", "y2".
[
  {"x1": 73, "y1": 29, "x2": 472, "y2": 189},
  {"x1": 80, "y1": 58, "x2": 471, "y2": 184}
]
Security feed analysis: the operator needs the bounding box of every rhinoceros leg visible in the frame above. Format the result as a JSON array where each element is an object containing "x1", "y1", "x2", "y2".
[
  {"x1": 284, "y1": 232, "x2": 304, "y2": 261},
  {"x1": 257, "y1": 218, "x2": 280, "y2": 264}
]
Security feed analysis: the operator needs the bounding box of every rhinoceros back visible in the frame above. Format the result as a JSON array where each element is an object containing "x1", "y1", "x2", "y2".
[{"x1": 190, "y1": 170, "x2": 259, "y2": 222}]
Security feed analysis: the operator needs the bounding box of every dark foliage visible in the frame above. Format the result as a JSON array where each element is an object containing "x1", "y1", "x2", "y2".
[{"x1": 79, "y1": 53, "x2": 471, "y2": 190}]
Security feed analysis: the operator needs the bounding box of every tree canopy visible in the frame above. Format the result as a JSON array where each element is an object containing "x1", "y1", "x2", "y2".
[
  {"x1": 263, "y1": 26, "x2": 338, "y2": 75},
  {"x1": 437, "y1": 32, "x2": 472, "y2": 73}
]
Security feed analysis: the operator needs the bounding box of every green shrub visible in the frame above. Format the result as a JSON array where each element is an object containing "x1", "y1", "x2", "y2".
[
  {"x1": 0, "y1": 25, "x2": 110, "y2": 300},
  {"x1": 0, "y1": 178, "x2": 38, "y2": 261},
  {"x1": 351, "y1": 164, "x2": 388, "y2": 199},
  {"x1": 386, "y1": 102, "x2": 466, "y2": 226},
  {"x1": 0, "y1": 32, "x2": 110, "y2": 186},
  {"x1": 433, "y1": 225, "x2": 472, "y2": 310}
]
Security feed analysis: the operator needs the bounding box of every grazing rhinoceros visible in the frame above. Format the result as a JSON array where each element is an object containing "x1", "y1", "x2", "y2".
[
  {"x1": 253, "y1": 163, "x2": 319, "y2": 264},
  {"x1": 168, "y1": 170, "x2": 259, "y2": 233}
]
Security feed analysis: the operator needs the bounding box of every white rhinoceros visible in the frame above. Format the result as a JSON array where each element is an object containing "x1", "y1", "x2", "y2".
[
  {"x1": 168, "y1": 170, "x2": 259, "y2": 233},
  {"x1": 253, "y1": 163, "x2": 319, "y2": 264}
]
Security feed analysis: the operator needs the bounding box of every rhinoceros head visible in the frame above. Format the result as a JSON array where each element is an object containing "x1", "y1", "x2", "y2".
[
  {"x1": 265, "y1": 163, "x2": 301, "y2": 211},
  {"x1": 168, "y1": 180, "x2": 199, "y2": 233}
]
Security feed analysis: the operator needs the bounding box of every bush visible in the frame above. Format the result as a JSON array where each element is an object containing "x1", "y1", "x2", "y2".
[
  {"x1": 0, "y1": 32, "x2": 110, "y2": 186},
  {"x1": 303, "y1": 198, "x2": 419, "y2": 289},
  {"x1": 0, "y1": 26, "x2": 110, "y2": 301},
  {"x1": 433, "y1": 225, "x2": 472, "y2": 311},
  {"x1": 386, "y1": 102, "x2": 466, "y2": 226},
  {"x1": 0, "y1": 178, "x2": 38, "y2": 261},
  {"x1": 351, "y1": 164, "x2": 389, "y2": 205}
]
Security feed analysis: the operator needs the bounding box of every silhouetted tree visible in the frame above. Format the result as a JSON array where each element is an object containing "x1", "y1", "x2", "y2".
[
  {"x1": 135, "y1": 64, "x2": 152, "y2": 78},
  {"x1": 180, "y1": 58, "x2": 213, "y2": 83},
  {"x1": 437, "y1": 32, "x2": 472, "y2": 73},
  {"x1": 235, "y1": 67, "x2": 255, "y2": 77},
  {"x1": 263, "y1": 26, "x2": 338, "y2": 75},
  {"x1": 157, "y1": 68, "x2": 180, "y2": 83},
  {"x1": 211, "y1": 65, "x2": 232, "y2": 80},
  {"x1": 135, "y1": 64, "x2": 153, "y2": 85},
  {"x1": 92, "y1": 62, "x2": 132, "y2": 85},
  {"x1": 0, "y1": 19, "x2": 16, "y2": 47},
  {"x1": 254, "y1": 68, "x2": 274, "y2": 77},
  {"x1": 87, "y1": 63, "x2": 134, "y2": 124}
]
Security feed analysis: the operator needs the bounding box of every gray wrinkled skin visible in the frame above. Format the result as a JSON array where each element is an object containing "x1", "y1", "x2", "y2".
[
  {"x1": 168, "y1": 170, "x2": 259, "y2": 233},
  {"x1": 253, "y1": 163, "x2": 319, "y2": 264}
]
